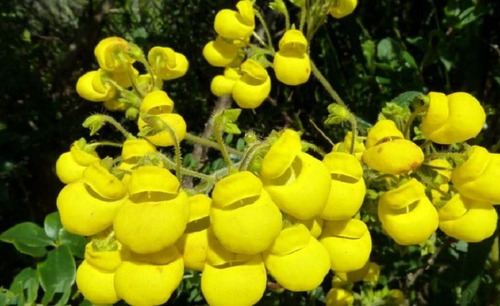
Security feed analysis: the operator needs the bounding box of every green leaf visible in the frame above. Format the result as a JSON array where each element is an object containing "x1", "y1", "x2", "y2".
[
  {"x1": 59, "y1": 229, "x2": 86, "y2": 259},
  {"x1": 460, "y1": 275, "x2": 481, "y2": 306},
  {"x1": 222, "y1": 109, "x2": 241, "y2": 123},
  {"x1": 223, "y1": 123, "x2": 241, "y2": 134},
  {"x1": 12, "y1": 241, "x2": 47, "y2": 257},
  {"x1": 9, "y1": 267, "x2": 39, "y2": 305},
  {"x1": 361, "y1": 40, "x2": 375, "y2": 73},
  {"x1": 402, "y1": 51, "x2": 418, "y2": 69},
  {"x1": 37, "y1": 245, "x2": 76, "y2": 306},
  {"x1": 391, "y1": 91, "x2": 423, "y2": 108},
  {"x1": 44, "y1": 212, "x2": 63, "y2": 241},
  {"x1": 1, "y1": 222, "x2": 53, "y2": 248},
  {"x1": 0, "y1": 288, "x2": 17, "y2": 305},
  {"x1": 377, "y1": 38, "x2": 401, "y2": 63}
]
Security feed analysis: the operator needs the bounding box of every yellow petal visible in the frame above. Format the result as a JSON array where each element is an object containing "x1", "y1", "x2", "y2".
[
  {"x1": 329, "y1": 0, "x2": 358, "y2": 19},
  {"x1": 94, "y1": 37, "x2": 134, "y2": 72},
  {"x1": 203, "y1": 36, "x2": 240, "y2": 67},
  {"x1": 140, "y1": 90, "x2": 174, "y2": 114},
  {"x1": 138, "y1": 113, "x2": 187, "y2": 147},
  {"x1": 362, "y1": 139, "x2": 424, "y2": 175},
  {"x1": 260, "y1": 129, "x2": 302, "y2": 179},
  {"x1": 232, "y1": 59, "x2": 271, "y2": 109},
  {"x1": 76, "y1": 260, "x2": 120, "y2": 305},
  {"x1": 82, "y1": 162, "x2": 127, "y2": 200}
]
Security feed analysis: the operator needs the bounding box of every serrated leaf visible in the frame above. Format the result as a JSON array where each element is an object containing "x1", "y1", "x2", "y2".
[
  {"x1": 9, "y1": 267, "x2": 39, "y2": 304},
  {"x1": 44, "y1": 212, "x2": 62, "y2": 241},
  {"x1": 391, "y1": 91, "x2": 423, "y2": 108},
  {"x1": 1, "y1": 222, "x2": 53, "y2": 248},
  {"x1": 224, "y1": 123, "x2": 241, "y2": 134},
  {"x1": 37, "y1": 245, "x2": 75, "y2": 306}
]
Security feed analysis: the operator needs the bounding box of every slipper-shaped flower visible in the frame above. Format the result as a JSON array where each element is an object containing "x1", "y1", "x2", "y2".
[
  {"x1": 422, "y1": 92, "x2": 486, "y2": 144},
  {"x1": 148, "y1": 47, "x2": 189, "y2": 80},
  {"x1": 56, "y1": 141, "x2": 100, "y2": 184},
  {"x1": 329, "y1": 0, "x2": 358, "y2": 18},
  {"x1": 211, "y1": 171, "x2": 282, "y2": 254},
  {"x1": 321, "y1": 152, "x2": 366, "y2": 220},
  {"x1": 260, "y1": 129, "x2": 331, "y2": 220},
  {"x1": 273, "y1": 30, "x2": 311, "y2": 86},
  {"x1": 203, "y1": 36, "x2": 240, "y2": 67},
  {"x1": 438, "y1": 193, "x2": 497, "y2": 242},
  {"x1": 451, "y1": 145, "x2": 500, "y2": 203},
  {"x1": 114, "y1": 246, "x2": 184, "y2": 306},
  {"x1": 210, "y1": 67, "x2": 241, "y2": 97},
  {"x1": 94, "y1": 37, "x2": 134, "y2": 72},
  {"x1": 319, "y1": 218, "x2": 372, "y2": 272},
  {"x1": 362, "y1": 120, "x2": 424, "y2": 174},
  {"x1": 263, "y1": 224, "x2": 330, "y2": 291},
  {"x1": 378, "y1": 179, "x2": 439, "y2": 245},
  {"x1": 76, "y1": 69, "x2": 116, "y2": 102},
  {"x1": 231, "y1": 59, "x2": 271, "y2": 109},
  {"x1": 214, "y1": 0, "x2": 255, "y2": 40}
]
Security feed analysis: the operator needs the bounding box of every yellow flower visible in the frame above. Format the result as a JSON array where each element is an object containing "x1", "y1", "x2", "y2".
[
  {"x1": 114, "y1": 246, "x2": 184, "y2": 306},
  {"x1": 203, "y1": 36, "x2": 240, "y2": 67},
  {"x1": 336, "y1": 261, "x2": 380, "y2": 283},
  {"x1": 273, "y1": 29, "x2": 311, "y2": 86},
  {"x1": 140, "y1": 90, "x2": 174, "y2": 114},
  {"x1": 231, "y1": 59, "x2": 271, "y2": 109},
  {"x1": 55, "y1": 141, "x2": 100, "y2": 184},
  {"x1": 113, "y1": 166, "x2": 190, "y2": 254},
  {"x1": 422, "y1": 92, "x2": 486, "y2": 144},
  {"x1": 82, "y1": 162, "x2": 127, "y2": 200},
  {"x1": 76, "y1": 243, "x2": 123, "y2": 305},
  {"x1": 148, "y1": 46, "x2": 189, "y2": 80},
  {"x1": 138, "y1": 113, "x2": 187, "y2": 147},
  {"x1": 94, "y1": 37, "x2": 134, "y2": 72},
  {"x1": 260, "y1": 129, "x2": 331, "y2": 220},
  {"x1": 121, "y1": 138, "x2": 156, "y2": 162},
  {"x1": 287, "y1": 215, "x2": 324, "y2": 238},
  {"x1": 263, "y1": 224, "x2": 330, "y2": 291},
  {"x1": 451, "y1": 146, "x2": 500, "y2": 203},
  {"x1": 362, "y1": 120, "x2": 424, "y2": 174},
  {"x1": 329, "y1": 0, "x2": 358, "y2": 19},
  {"x1": 320, "y1": 219, "x2": 372, "y2": 272},
  {"x1": 378, "y1": 179, "x2": 439, "y2": 245},
  {"x1": 333, "y1": 131, "x2": 366, "y2": 160},
  {"x1": 76, "y1": 70, "x2": 116, "y2": 102},
  {"x1": 210, "y1": 67, "x2": 241, "y2": 97},
  {"x1": 325, "y1": 288, "x2": 354, "y2": 306},
  {"x1": 214, "y1": 0, "x2": 255, "y2": 40},
  {"x1": 321, "y1": 152, "x2": 366, "y2": 220},
  {"x1": 201, "y1": 230, "x2": 267, "y2": 306},
  {"x1": 176, "y1": 194, "x2": 212, "y2": 271},
  {"x1": 439, "y1": 194, "x2": 497, "y2": 242},
  {"x1": 211, "y1": 171, "x2": 282, "y2": 254}
]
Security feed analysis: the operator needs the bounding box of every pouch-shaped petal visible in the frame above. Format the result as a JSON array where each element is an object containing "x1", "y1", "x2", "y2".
[
  {"x1": 321, "y1": 152, "x2": 366, "y2": 220},
  {"x1": 362, "y1": 139, "x2": 424, "y2": 174},
  {"x1": 76, "y1": 70, "x2": 116, "y2": 102},
  {"x1": 210, "y1": 68, "x2": 240, "y2": 96},
  {"x1": 320, "y1": 219, "x2": 372, "y2": 272},
  {"x1": 57, "y1": 182, "x2": 126, "y2": 236},
  {"x1": 138, "y1": 113, "x2": 187, "y2": 147},
  {"x1": 148, "y1": 47, "x2": 189, "y2": 80},
  {"x1": 140, "y1": 90, "x2": 174, "y2": 115},
  {"x1": 121, "y1": 138, "x2": 156, "y2": 162},
  {"x1": 329, "y1": 0, "x2": 358, "y2": 18},
  {"x1": 203, "y1": 36, "x2": 240, "y2": 67},
  {"x1": 273, "y1": 30, "x2": 311, "y2": 86},
  {"x1": 214, "y1": 0, "x2": 255, "y2": 40},
  {"x1": 94, "y1": 37, "x2": 134, "y2": 72},
  {"x1": 262, "y1": 152, "x2": 331, "y2": 220},
  {"x1": 231, "y1": 59, "x2": 271, "y2": 109},
  {"x1": 260, "y1": 129, "x2": 302, "y2": 179},
  {"x1": 114, "y1": 246, "x2": 184, "y2": 306},
  {"x1": 113, "y1": 190, "x2": 189, "y2": 254},
  {"x1": 378, "y1": 179, "x2": 439, "y2": 245},
  {"x1": 211, "y1": 171, "x2": 282, "y2": 254},
  {"x1": 263, "y1": 224, "x2": 330, "y2": 291},
  {"x1": 83, "y1": 162, "x2": 127, "y2": 200},
  {"x1": 127, "y1": 165, "x2": 180, "y2": 196},
  {"x1": 451, "y1": 146, "x2": 500, "y2": 203},
  {"x1": 422, "y1": 92, "x2": 486, "y2": 144},
  {"x1": 439, "y1": 194, "x2": 497, "y2": 242},
  {"x1": 56, "y1": 142, "x2": 100, "y2": 184},
  {"x1": 176, "y1": 194, "x2": 212, "y2": 271},
  {"x1": 201, "y1": 254, "x2": 266, "y2": 306}
]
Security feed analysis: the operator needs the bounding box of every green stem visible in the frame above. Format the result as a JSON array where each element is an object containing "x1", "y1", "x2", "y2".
[
  {"x1": 348, "y1": 114, "x2": 357, "y2": 154},
  {"x1": 185, "y1": 133, "x2": 244, "y2": 157},
  {"x1": 213, "y1": 120, "x2": 235, "y2": 173},
  {"x1": 301, "y1": 141, "x2": 326, "y2": 157},
  {"x1": 309, "y1": 118, "x2": 335, "y2": 147},
  {"x1": 157, "y1": 154, "x2": 214, "y2": 182},
  {"x1": 403, "y1": 105, "x2": 428, "y2": 139},
  {"x1": 87, "y1": 141, "x2": 123, "y2": 148},
  {"x1": 239, "y1": 142, "x2": 270, "y2": 171},
  {"x1": 139, "y1": 57, "x2": 159, "y2": 90},
  {"x1": 160, "y1": 121, "x2": 183, "y2": 182},
  {"x1": 310, "y1": 60, "x2": 348, "y2": 109},
  {"x1": 101, "y1": 115, "x2": 136, "y2": 140},
  {"x1": 254, "y1": 9, "x2": 275, "y2": 52},
  {"x1": 282, "y1": 2, "x2": 291, "y2": 30},
  {"x1": 251, "y1": 32, "x2": 268, "y2": 48}
]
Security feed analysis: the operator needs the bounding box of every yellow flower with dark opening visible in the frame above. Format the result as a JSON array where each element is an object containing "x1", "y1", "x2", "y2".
[
  {"x1": 422, "y1": 92, "x2": 486, "y2": 144},
  {"x1": 263, "y1": 224, "x2": 330, "y2": 291},
  {"x1": 214, "y1": 0, "x2": 255, "y2": 40},
  {"x1": 232, "y1": 59, "x2": 271, "y2": 109},
  {"x1": 201, "y1": 230, "x2": 267, "y2": 306},
  {"x1": 273, "y1": 29, "x2": 311, "y2": 86},
  {"x1": 114, "y1": 246, "x2": 184, "y2": 306},
  {"x1": 451, "y1": 145, "x2": 500, "y2": 204},
  {"x1": 438, "y1": 193, "x2": 497, "y2": 242},
  {"x1": 211, "y1": 171, "x2": 282, "y2": 254},
  {"x1": 329, "y1": 0, "x2": 358, "y2": 18},
  {"x1": 362, "y1": 120, "x2": 424, "y2": 174},
  {"x1": 94, "y1": 37, "x2": 134, "y2": 72},
  {"x1": 176, "y1": 194, "x2": 212, "y2": 271},
  {"x1": 321, "y1": 152, "x2": 366, "y2": 220},
  {"x1": 378, "y1": 179, "x2": 439, "y2": 245},
  {"x1": 260, "y1": 129, "x2": 331, "y2": 220},
  {"x1": 203, "y1": 36, "x2": 240, "y2": 67},
  {"x1": 113, "y1": 165, "x2": 190, "y2": 254},
  {"x1": 56, "y1": 141, "x2": 100, "y2": 184},
  {"x1": 76, "y1": 242, "x2": 123, "y2": 305},
  {"x1": 148, "y1": 47, "x2": 189, "y2": 80},
  {"x1": 320, "y1": 218, "x2": 372, "y2": 272}
]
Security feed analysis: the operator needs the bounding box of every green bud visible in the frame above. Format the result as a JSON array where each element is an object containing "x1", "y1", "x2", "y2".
[
  {"x1": 82, "y1": 115, "x2": 105, "y2": 136},
  {"x1": 244, "y1": 131, "x2": 258, "y2": 145},
  {"x1": 125, "y1": 107, "x2": 139, "y2": 120},
  {"x1": 269, "y1": 0, "x2": 287, "y2": 14},
  {"x1": 325, "y1": 103, "x2": 350, "y2": 125}
]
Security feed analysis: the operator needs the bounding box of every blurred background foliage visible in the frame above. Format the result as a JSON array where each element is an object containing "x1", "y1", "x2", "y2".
[{"x1": 0, "y1": 0, "x2": 499, "y2": 304}]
